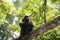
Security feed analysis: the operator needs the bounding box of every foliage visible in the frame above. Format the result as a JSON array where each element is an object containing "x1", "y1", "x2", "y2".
[
  {"x1": 0, "y1": 0, "x2": 60, "y2": 40},
  {"x1": 0, "y1": 0, "x2": 16, "y2": 40}
]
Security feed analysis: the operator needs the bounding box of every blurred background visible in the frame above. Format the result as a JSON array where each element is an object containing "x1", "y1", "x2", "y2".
[{"x1": 0, "y1": 0, "x2": 60, "y2": 40}]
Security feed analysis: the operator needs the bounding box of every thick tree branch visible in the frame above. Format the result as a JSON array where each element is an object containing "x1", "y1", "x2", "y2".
[
  {"x1": 29, "y1": 16, "x2": 60, "y2": 39},
  {"x1": 15, "y1": 16, "x2": 60, "y2": 40}
]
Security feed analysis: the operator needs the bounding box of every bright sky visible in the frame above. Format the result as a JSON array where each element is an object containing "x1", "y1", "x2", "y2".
[
  {"x1": 7, "y1": 0, "x2": 12, "y2": 2},
  {"x1": 7, "y1": 0, "x2": 16, "y2": 2}
]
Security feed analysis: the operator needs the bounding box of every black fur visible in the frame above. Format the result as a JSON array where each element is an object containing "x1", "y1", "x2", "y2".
[{"x1": 19, "y1": 16, "x2": 33, "y2": 36}]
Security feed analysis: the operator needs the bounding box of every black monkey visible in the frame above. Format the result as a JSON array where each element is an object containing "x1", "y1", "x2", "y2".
[{"x1": 19, "y1": 16, "x2": 33, "y2": 36}]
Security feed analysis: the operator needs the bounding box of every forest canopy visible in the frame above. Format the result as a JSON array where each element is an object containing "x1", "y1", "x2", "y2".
[{"x1": 0, "y1": 0, "x2": 60, "y2": 40}]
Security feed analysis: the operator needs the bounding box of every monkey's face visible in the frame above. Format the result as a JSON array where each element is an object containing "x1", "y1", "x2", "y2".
[{"x1": 22, "y1": 16, "x2": 31, "y2": 23}]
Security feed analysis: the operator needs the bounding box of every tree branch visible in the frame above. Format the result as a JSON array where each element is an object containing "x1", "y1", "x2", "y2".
[{"x1": 43, "y1": 0, "x2": 47, "y2": 23}]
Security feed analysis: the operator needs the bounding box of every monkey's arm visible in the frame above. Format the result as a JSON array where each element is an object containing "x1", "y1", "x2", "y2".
[
  {"x1": 29, "y1": 22, "x2": 33, "y2": 31},
  {"x1": 19, "y1": 23, "x2": 23, "y2": 28}
]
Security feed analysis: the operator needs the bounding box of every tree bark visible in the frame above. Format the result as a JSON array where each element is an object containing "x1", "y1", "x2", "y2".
[
  {"x1": 43, "y1": 0, "x2": 47, "y2": 23},
  {"x1": 15, "y1": 16, "x2": 60, "y2": 40}
]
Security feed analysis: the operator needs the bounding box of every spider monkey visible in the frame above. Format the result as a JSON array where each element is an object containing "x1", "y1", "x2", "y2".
[{"x1": 19, "y1": 16, "x2": 33, "y2": 36}]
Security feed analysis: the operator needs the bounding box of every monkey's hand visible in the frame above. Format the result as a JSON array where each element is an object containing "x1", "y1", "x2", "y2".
[{"x1": 19, "y1": 23, "x2": 23, "y2": 27}]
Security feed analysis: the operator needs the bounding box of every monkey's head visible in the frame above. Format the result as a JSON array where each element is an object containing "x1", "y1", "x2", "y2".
[{"x1": 22, "y1": 16, "x2": 31, "y2": 23}]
